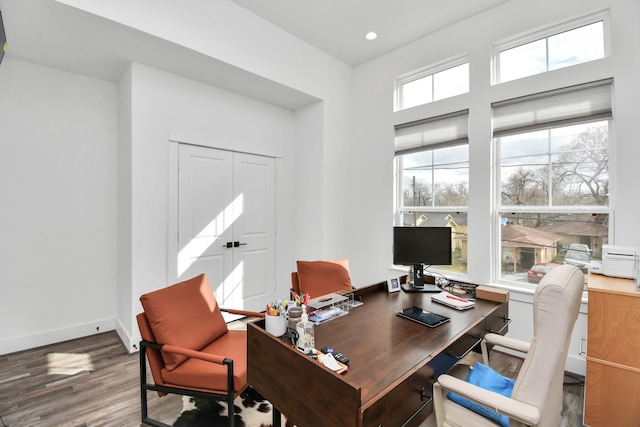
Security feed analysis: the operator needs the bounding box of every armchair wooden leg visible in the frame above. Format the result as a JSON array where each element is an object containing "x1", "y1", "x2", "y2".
[
  {"x1": 433, "y1": 382, "x2": 446, "y2": 427},
  {"x1": 481, "y1": 339, "x2": 490, "y2": 365}
]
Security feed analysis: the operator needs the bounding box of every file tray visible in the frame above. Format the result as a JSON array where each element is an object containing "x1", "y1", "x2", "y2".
[
  {"x1": 308, "y1": 292, "x2": 355, "y2": 325},
  {"x1": 308, "y1": 292, "x2": 348, "y2": 311}
]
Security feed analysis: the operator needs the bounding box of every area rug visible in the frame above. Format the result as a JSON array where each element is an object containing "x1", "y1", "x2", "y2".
[{"x1": 173, "y1": 386, "x2": 287, "y2": 427}]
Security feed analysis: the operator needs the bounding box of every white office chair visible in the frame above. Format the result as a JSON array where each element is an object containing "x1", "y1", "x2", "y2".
[{"x1": 432, "y1": 264, "x2": 584, "y2": 427}]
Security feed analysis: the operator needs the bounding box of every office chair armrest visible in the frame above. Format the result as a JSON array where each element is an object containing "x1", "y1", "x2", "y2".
[
  {"x1": 436, "y1": 374, "x2": 540, "y2": 426},
  {"x1": 220, "y1": 308, "x2": 265, "y2": 318},
  {"x1": 481, "y1": 333, "x2": 530, "y2": 365},
  {"x1": 484, "y1": 333, "x2": 530, "y2": 353}
]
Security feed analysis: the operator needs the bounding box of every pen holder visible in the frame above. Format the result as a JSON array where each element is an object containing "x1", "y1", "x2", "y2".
[{"x1": 265, "y1": 314, "x2": 287, "y2": 337}]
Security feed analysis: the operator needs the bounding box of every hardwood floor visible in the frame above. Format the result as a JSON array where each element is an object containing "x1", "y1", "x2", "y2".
[
  {"x1": 0, "y1": 332, "x2": 182, "y2": 427},
  {"x1": 0, "y1": 331, "x2": 585, "y2": 427}
]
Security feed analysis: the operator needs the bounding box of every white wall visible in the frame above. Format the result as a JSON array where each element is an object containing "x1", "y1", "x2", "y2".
[
  {"x1": 58, "y1": 0, "x2": 355, "y2": 260},
  {"x1": 351, "y1": 0, "x2": 640, "y2": 284},
  {"x1": 113, "y1": 63, "x2": 301, "y2": 350},
  {"x1": 0, "y1": 58, "x2": 118, "y2": 354},
  {"x1": 349, "y1": 0, "x2": 640, "y2": 374},
  {"x1": 0, "y1": 0, "x2": 356, "y2": 353}
]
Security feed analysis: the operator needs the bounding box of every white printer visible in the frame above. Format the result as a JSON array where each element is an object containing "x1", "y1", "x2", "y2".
[{"x1": 598, "y1": 245, "x2": 638, "y2": 279}]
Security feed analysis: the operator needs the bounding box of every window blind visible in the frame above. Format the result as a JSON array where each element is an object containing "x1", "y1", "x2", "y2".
[
  {"x1": 394, "y1": 110, "x2": 469, "y2": 156},
  {"x1": 492, "y1": 79, "x2": 613, "y2": 137}
]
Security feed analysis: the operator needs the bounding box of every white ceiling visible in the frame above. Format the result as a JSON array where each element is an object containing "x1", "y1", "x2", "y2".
[
  {"x1": 229, "y1": 0, "x2": 512, "y2": 66},
  {"x1": 0, "y1": 0, "x2": 511, "y2": 108}
]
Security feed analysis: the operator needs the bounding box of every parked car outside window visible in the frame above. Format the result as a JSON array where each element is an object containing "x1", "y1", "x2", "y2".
[
  {"x1": 563, "y1": 244, "x2": 591, "y2": 273},
  {"x1": 527, "y1": 263, "x2": 559, "y2": 283}
]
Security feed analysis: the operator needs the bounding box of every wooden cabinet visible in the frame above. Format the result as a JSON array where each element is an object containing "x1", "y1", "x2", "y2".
[{"x1": 584, "y1": 274, "x2": 640, "y2": 426}]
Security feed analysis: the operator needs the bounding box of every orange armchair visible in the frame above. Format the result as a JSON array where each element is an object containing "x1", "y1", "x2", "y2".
[
  {"x1": 137, "y1": 274, "x2": 264, "y2": 427},
  {"x1": 291, "y1": 258, "x2": 353, "y2": 299}
]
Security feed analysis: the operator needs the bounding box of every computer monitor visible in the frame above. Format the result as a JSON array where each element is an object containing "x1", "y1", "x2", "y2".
[{"x1": 393, "y1": 226, "x2": 452, "y2": 292}]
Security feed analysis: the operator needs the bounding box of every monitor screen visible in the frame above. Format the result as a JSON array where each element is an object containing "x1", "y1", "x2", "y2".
[{"x1": 393, "y1": 226, "x2": 452, "y2": 266}]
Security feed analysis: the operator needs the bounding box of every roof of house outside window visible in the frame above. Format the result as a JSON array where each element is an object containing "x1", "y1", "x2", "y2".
[
  {"x1": 501, "y1": 224, "x2": 561, "y2": 249},
  {"x1": 402, "y1": 212, "x2": 468, "y2": 228}
]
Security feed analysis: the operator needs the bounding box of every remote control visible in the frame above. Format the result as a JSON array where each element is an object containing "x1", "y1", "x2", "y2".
[{"x1": 320, "y1": 346, "x2": 349, "y2": 365}]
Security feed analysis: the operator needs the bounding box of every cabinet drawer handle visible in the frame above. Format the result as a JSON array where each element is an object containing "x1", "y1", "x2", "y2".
[
  {"x1": 489, "y1": 317, "x2": 511, "y2": 334},
  {"x1": 420, "y1": 386, "x2": 429, "y2": 401}
]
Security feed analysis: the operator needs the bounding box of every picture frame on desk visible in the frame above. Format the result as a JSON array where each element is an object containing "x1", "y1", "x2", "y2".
[{"x1": 387, "y1": 277, "x2": 401, "y2": 293}]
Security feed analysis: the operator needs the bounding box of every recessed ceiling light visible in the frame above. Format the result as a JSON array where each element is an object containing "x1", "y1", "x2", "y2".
[{"x1": 365, "y1": 32, "x2": 378, "y2": 41}]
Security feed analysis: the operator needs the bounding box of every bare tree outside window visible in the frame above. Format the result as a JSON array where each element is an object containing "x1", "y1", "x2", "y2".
[
  {"x1": 552, "y1": 125, "x2": 608, "y2": 206},
  {"x1": 498, "y1": 121, "x2": 609, "y2": 287},
  {"x1": 501, "y1": 124, "x2": 608, "y2": 207}
]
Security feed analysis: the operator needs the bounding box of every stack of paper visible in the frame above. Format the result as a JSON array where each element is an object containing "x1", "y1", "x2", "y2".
[{"x1": 431, "y1": 291, "x2": 475, "y2": 310}]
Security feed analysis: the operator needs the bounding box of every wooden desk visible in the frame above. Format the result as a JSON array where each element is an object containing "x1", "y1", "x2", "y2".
[
  {"x1": 247, "y1": 283, "x2": 508, "y2": 427},
  {"x1": 584, "y1": 273, "x2": 640, "y2": 426}
]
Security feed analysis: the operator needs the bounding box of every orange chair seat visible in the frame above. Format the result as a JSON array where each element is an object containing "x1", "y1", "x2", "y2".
[{"x1": 161, "y1": 330, "x2": 248, "y2": 393}]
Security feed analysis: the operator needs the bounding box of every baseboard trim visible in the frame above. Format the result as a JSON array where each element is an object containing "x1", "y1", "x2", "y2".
[
  {"x1": 0, "y1": 318, "x2": 116, "y2": 356},
  {"x1": 115, "y1": 319, "x2": 140, "y2": 354},
  {"x1": 565, "y1": 353, "x2": 587, "y2": 376}
]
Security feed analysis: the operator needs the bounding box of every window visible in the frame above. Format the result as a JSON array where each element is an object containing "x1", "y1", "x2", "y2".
[
  {"x1": 494, "y1": 80, "x2": 613, "y2": 288},
  {"x1": 395, "y1": 111, "x2": 469, "y2": 274},
  {"x1": 495, "y1": 14, "x2": 606, "y2": 84},
  {"x1": 397, "y1": 60, "x2": 469, "y2": 111}
]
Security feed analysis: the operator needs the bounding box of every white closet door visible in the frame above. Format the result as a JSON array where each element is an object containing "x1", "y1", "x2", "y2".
[
  {"x1": 231, "y1": 152, "x2": 276, "y2": 311},
  {"x1": 178, "y1": 144, "x2": 275, "y2": 311}
]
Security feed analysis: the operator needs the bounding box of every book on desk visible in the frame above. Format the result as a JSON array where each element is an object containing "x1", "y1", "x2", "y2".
[{"x1": 431, "y1": 291, "x2": 475, "y2": 310}]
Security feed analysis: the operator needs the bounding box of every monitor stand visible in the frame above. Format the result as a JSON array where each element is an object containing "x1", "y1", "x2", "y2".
[
  {"x1": 401, "y1": 263, "x2": 441, "y2": 293},
  {"x1": 401, "y1": 282, "x2": 441, "y2": 293}
]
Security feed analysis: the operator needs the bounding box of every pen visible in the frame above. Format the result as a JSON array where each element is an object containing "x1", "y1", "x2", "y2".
[{"x1": 446, "y1": 294, "x2": 469, "y2": 303}]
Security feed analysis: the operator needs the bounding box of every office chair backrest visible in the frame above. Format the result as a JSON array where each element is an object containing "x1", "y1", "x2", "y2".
[
  {"x1": 511, "y1": 264, "x2": 584, "y2": 427},
  {"x1": 292, "y1": 258, "x2": 352, "y2": 298}
]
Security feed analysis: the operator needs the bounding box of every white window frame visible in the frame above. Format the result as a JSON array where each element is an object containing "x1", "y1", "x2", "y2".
[
  {"x1": 395, "y1": 55, "x2": 469, "y2": 112},
  {"x1": 493, "y1": 119, "x2": 613, "y2": 290},
  {"x1": 394, "y1": 115, "x2": 470, "y2": 279},
  {"x1": 395, "y1": 154, "x2": 470, "y2": 213},
  {"x1": 492, "y1": 9, "x2": 611, "y2": 85}
]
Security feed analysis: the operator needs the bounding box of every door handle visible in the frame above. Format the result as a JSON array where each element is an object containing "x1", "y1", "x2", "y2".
[{"x1": 222, "y1": 241, "x2": 247, "y2": 248}]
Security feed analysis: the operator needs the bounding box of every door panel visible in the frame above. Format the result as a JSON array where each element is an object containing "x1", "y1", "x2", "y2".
[
  {"x1": 178, "y1": 145, "x2": 275, "y2": 312},
  {"x1": 178, "y1": 145, "x2": 232, "y2": 300},
  {"x1": 232, "y1": 153, "x2": 275, "y2": 311}
]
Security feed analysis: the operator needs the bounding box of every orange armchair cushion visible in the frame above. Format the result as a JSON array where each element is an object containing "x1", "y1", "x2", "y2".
[
  {"x1": 140, "y1": 274, "x2": 228, "y2": 371},
  {"x1": 296, "y1": 258, "x2": 352, "y2": 297},
  {"x1": 161, "y1": 330, "x2": 248, "y2": 393}
]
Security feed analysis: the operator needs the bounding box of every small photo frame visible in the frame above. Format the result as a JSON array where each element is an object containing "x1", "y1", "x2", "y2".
[{"x1": 387, "y1": 277, "x2": 401, "y2": 293}]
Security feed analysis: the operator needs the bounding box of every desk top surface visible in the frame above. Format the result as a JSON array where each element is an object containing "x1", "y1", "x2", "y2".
[
  {"x1": 249, "y1": 283, "x2": 502, "y2": 406},
  {"x1": 314, "y1": 287, "x2": 498, "y2": 400}
]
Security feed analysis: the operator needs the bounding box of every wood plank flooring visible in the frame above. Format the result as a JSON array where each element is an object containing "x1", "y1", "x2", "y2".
[
  {"x1": 0, "y1": 332, "x2": 183, "y2": 427},
  {"x1": 0, "y1": 331, "x2": 585, "y2": 427}
]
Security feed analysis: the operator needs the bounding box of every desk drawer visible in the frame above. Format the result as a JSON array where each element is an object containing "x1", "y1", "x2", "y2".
[
  {"x1": 485, "y1": 303, "x2": 510, "y2": 335},
  {"x1": 362, "y1": 363, "x2": 434, "y2": 427},
  {"x1": 584, "y1": 359, "x2": 640, "y2": 426}
]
